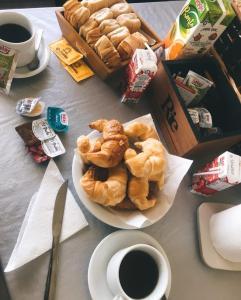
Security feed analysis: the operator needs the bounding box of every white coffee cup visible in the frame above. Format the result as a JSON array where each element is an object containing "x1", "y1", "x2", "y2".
[
  {"x1": 107, "y1": 244, "x2": 169, "y2": 300},
  {"x1": 210, "y1": 204, "x2": 241, "y2": 262},
  {"x1": 0, "y1": 12, "x2": 36, "y2": 67}
]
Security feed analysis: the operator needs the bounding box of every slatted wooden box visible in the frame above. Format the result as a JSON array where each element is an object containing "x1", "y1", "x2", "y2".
[
  {"x1": 56, "y1": 1, "x2": 162, "y2": 79},
  {"x1": 150, "y1": 57, "x2": 241, "y2": 157}
]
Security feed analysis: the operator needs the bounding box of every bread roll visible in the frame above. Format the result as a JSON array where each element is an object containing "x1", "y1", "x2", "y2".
[
  {"x1": 117, "y1": 32, "x2": 147, "y2": 59},
  {"x1": 64, "y1": 2, "x2": 81, "y2": 21},
  {"x1": 70, "y1": 6, "x2": 90, "y2": 28},
  {"x1": 86, "y1": 27, "x2": 102, "y2": 46},
  {"x1": 110, "y1": 2, "x2": 132, "y2": 18},
  {"x1": 107, "y1": 0, "x2": 120, "y2": 7},
  {"x1": 107, "y1": 26, "x2": 130, "y2": 47},
  {"x1": 79, "y1": 18, "x2": 98, "y2": 38},
  {"x1": 82, "y1": 0, "x2": 108, "y2": 14},
  {"x1": 63, "y1": 0, "x2": 79, "y2": 11},
  {"x1": 90, "y1": 7, "x2": 113, "y2": 24},
  {"x1": 95, "y1": 35, "x2": 121, "y2": 67},
  {"x1": 116, "y1": 13, "x2": 141, "y2": 33},
  {"x1": 99, "y1": 19, "x2": 120, "y2": 35}
]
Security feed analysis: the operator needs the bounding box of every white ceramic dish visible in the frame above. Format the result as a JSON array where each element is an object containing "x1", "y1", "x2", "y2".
[
  {"x1": 88, "y1": 230, "x2": 172, "y2": 300},
  {"x1": 72, "y1": 114, "x2": 192, "y2": 229},
  {"x1": 14, "y1": 37, "x2": 50, "y2": 78},
  {"x1": 197, "y1": 202, "x2": 241, "y2": 271}
]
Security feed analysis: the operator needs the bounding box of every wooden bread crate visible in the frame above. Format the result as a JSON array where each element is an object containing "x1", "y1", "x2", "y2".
[
  {"x1": 150, "y1": 57, "x2": 241, "y2": 157},
  {"x1": 56, "y1": 1, "x2": 162, "y2": 79}
]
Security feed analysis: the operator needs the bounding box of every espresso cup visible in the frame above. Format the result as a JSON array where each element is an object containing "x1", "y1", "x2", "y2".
[
  {"x1": 107, "y1": 244, "x2": 169, "y2": 300},
  {"x1": 0, "y1": 12, "x2": 36, "y2": 67}
]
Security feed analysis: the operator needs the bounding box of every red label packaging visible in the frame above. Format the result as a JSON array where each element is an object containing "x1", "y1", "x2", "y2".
[
  {"x1": 121, "y1": 48, "x2": 157, "y2": 103},
  {"x1": 191, "y1": 151, "x2": 241, "y2": 196}
]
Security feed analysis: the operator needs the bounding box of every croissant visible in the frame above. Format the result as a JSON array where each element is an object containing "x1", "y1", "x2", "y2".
[
  {"x1": 86, "y1": 119, "x2": 129, "y2": 167},
  {"x1": 128, "y1": 176, "x2": 157, "y2": 210},
  {"x1": 124, "y1": 122, "x2": 159, "y2": 141},
  {"x1": 80, "y1": 164, "x2": 127, "y2": 206},
  {"x1": 77, "y1": 135, "x2": 103, "y2": 163},
  {"x1": 124, "y1": 138, "x2": 165, "y2": 185}
]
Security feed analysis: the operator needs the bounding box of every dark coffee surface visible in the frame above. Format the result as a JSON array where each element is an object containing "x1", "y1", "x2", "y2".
[
  {"x1": 0, "y1": 23, "x2": 31, "y2": 43},
  {"x1": 119, "y1": 250, "x2": 159, "y2": 299}
]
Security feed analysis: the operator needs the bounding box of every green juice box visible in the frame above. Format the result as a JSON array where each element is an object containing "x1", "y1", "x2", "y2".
[{"x1": 164, "y1": 0, "x2": 235, "y2": 60}]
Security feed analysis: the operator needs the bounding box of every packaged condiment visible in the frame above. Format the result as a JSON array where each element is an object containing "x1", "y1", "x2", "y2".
[
  {"x1": 47, "y1": 107, "x2": 69, "y2": 132},
  {"x1": 0, "y1": 44, "x2": 18, "y2": 94},
  {"x1": 121, "y1": 48, "x2": 157, "y2": 103},
  {"x1": 61, "y1": 59, "x2": 94, "y2": 82},
  {"x1": 176, "y1": 79, "x2": 197, "y2": 105},
  {"x1": 183, "y1": 70, "x2": 213, "y2": 105},
  {"x1": 188, "y1": 108, "x2": 199, "y2": 125},
  {"x1": 49, "y1": 38, "x2": 83, "y2": 65},
  {"x1": 192, "y1": 107, "x2": 212, "y2": 128},
  {"x1": 15, "y1": 120, "x2": 66, "y2": 163},
  {"x1": 191, "y1": 151, "x2": 241, "y2": 196},
  {"x1": 16, "y1": 97, "x2": 45, "y2": 117}
]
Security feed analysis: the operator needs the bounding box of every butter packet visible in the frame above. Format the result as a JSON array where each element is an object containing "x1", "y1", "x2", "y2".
[
  {"x1": 49, "y1": 38, "x2": 83, "y2": 65},
  {"x1": 0, "y1": 44, "x2": 18, "y2": 94},
  {"x1": 61, "y1": 59, "x2": 94, "y2": 82}
]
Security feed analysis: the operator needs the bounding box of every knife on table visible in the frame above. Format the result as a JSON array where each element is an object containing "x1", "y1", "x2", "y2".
[{"x1": 44, "y1": 180, "x2": 68, "y2": 300}]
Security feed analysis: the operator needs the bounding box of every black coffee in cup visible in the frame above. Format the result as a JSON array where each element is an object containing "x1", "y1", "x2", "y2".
[
  {"x1": 119, "y1": 250, "x2": 159, "y2": 299},
  {"x1": 0, "y1": 23, "x2": 31, "y2": 43}
]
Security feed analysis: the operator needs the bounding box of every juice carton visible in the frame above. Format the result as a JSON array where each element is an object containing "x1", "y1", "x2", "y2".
[{"x1": 164, "y1": 0, "x2": 235, "y2": 59}]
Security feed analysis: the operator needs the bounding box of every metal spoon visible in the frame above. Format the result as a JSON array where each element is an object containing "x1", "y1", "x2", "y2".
[{"x1": 27, "y1": 29, "x2": 43, "y2": 71}]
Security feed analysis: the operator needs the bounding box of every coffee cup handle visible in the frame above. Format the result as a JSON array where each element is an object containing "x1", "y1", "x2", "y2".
[{"x1": 113, "y1": 295, "x2": 127, "y2": 300}]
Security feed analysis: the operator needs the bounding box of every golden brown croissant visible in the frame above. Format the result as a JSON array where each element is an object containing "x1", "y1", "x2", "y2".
[
  {"x1": 128, "y1": 176, "x2": 157, "y2": 210},
  {"x1": 124, "y1": 122, "x2": 159, "y2": 141},
  {"x1": 80, "y1": 164, "x2": 127, "y2": 206},
  {"x1": 86, "y1": 119, "x2": 129, "y2": 167},
  {"x1": 77, "y1": 135, "x2": 103, "y2": 163},
  {"x1": 124, "y1": 138, "x2": 165, "y2": 184}
]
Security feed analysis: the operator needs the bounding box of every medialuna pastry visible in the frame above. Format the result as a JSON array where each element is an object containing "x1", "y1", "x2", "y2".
[
  {"x1": 80, "y1": 164, "x2": 127, "y2": 206},
  {"x1": 117, "y1": 32, "x2": 147, "y2": 59},
  {"x1": 86, "y1": 27, "x2": 102, "y2": 46},
  {"x1": 85, "y1": 119, "x2": 129, "y2": 167},
  {"x1": 124, "y1": 122, "x2": 159, "y2": 141},
  {"x1": 79, "y1": 18, "x2": 98, "y2": 38}
]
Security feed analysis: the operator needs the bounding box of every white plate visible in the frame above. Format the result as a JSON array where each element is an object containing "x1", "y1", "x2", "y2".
[
  {"x1": 88, "y1": 230, "x2": 172, "y2": 300},
  {"x1": 72, "y1": 114, "x2": 192, "y2": 229},
  {"x1": 14, "y1": 37, "x2": 50, "y2": 78},
  {"x1": 197, "y1": 202, "x2": 241, "y2": 271}
]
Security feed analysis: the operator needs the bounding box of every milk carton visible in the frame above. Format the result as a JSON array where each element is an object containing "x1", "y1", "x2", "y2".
[{"x1": 164, "y1": 0, "x2": 235, "y2": 59}]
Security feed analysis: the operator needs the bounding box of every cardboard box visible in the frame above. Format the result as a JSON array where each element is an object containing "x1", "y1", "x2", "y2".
[{"x1": 150, "y1": 57, "x2": 241, "y2": 157}]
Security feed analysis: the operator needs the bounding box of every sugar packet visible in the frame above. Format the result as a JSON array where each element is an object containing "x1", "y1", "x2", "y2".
[
  {"x1": 49, "y1": 38, "x2": 83, "y2": 65},
  {"x1": 61, "y1": 59, "x2": 94, "y2": 82},
  {"x1": 0, "y1": 44, "x2": 18, "y2": 94}
]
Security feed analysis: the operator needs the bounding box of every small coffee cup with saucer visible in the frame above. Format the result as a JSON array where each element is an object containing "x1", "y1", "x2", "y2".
[{"x1": 88, "y1": 230, "x2": 171, "y2": 300}]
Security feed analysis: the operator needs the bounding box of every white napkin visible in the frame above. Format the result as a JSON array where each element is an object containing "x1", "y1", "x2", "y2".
[
  {"x1": 5, "y1": 159, "x2": 88, "y2": 272},
  {"x1": 76, "y1": 114, "x2": 192, "y2": 228}
]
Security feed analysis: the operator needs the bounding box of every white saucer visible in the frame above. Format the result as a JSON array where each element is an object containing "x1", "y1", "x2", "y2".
[
  {"x1": 14, "y1": 37, "x2": 50, "y2": 78},
  {"x1": 197, "y1": 202, "x2": 241, "y2": 271},
  {"x1": 88, "y1": 230, "x2": 172, "y2": 300}
]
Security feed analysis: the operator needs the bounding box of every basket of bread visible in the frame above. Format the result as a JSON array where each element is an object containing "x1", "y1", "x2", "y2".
[
  {"x1": 72, "y1": 114, "x2": 193, "y2": 229},
  {"x1": 56, "y1": 0, "x2": 162, "y2": 79}
]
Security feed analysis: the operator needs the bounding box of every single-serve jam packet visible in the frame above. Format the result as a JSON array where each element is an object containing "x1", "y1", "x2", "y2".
[
  {"x1": 0, "y1": 44, "x2": 18, "y2": 94},
  {"x1": 16, "y1": 97, "x2": 45, "y2": 117},
  {"x1": 47, "y1": 107, "x2": 69, "y2": 132},
  {"x1": 49, "y1": 38, "x2": 83, "y2": 65},
  {"x1": 61, "y1": 59, "x2": 94, "y2": 82},
  {"x1": 183, "y1": 70, "x2": 213, "y2": 105},
  {"x1": 15, "y1": 119, "x2": 66, "y2": 163}
]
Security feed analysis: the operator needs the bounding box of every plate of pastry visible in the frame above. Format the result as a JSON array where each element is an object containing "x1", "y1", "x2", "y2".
[{"x1": 72, "y1": 114, "x2": 192, "y2": 229}]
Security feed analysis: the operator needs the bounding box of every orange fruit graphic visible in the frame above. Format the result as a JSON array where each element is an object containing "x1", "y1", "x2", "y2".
[
  {"x1": 163, "y1": 23, "x2": 177, "y2": 48},
  {"x1": 167, "y1": 40, "x2": 184, "y2": 60}
]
